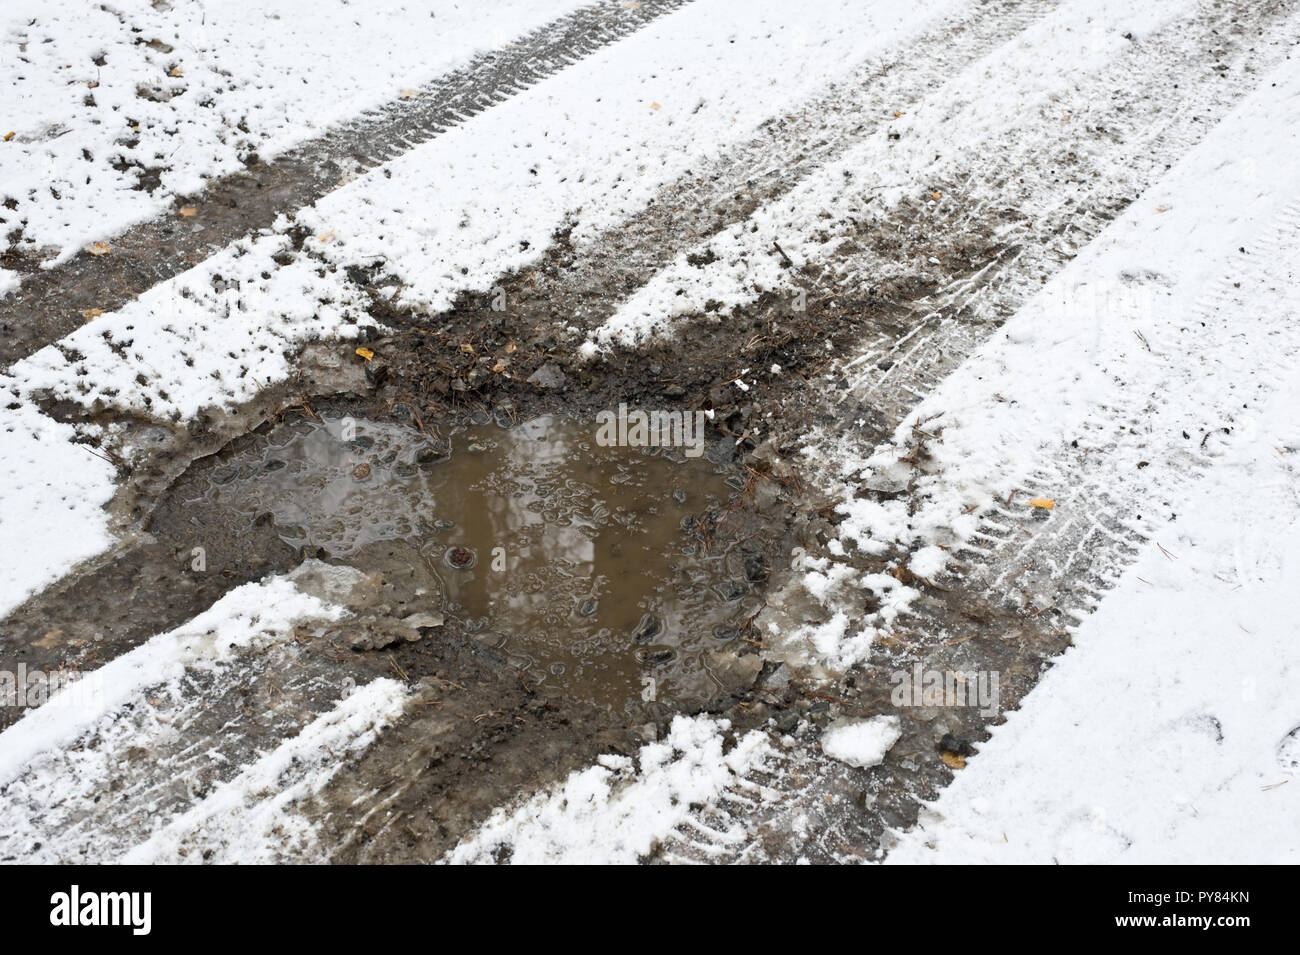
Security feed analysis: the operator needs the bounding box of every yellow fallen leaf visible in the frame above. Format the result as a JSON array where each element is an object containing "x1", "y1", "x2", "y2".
[
  {"x1": 80, "y1": 307, "x2": 104, "y2": 321},
  {"x1": 178, "y1": 205, "x2": 197, "y2": 217},
  {"x1": 355, "y1": 347, "x2": 374, "y2": 362},
  {"x1": 930, "y1": 190, "x2": 942, "y2": 200},
  {"x1": 3, "y1": 131, "x2": 14, "y2": 142},
  {"x1": 893, "y1": 109, "x2": 904, "y2": 118},
  {"x1": 87, "y1": 241, "x2": 111, "y2": 256},
  {"x1": 1028, "y1": 497, "x2": 1056, "y2": 510},
  {"x1": 32, "y1": 630, "x2": 63, "y2": 648},
  {"x1": 399, "y1": 88, "x2": 418, "y2": 99},
  {"x1": 459, "y1": 343, "x2": 476, "y2": 355},
  {"x1": 941, "y1": 752, "x2": 966, "y2": 770},
  {"x1": 169, "y1": 66, "x2": 183, "y2": 77},
  {"x1": 317, "y1": 231, "x2": 335, "y2": 243},
  {"x1": 505, "y1": 341, "x2": 517, "y2": 353},
  {"x1": 492, "y1": 362, "x2": 506, "y2": 373},
  {"x1": 650, "y1": 101, "x2": 661, "y2": 110}
]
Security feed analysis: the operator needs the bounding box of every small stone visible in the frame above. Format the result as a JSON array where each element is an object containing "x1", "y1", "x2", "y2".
[
  {"x1": 763, "y1": 664, "x2": 793, "y2": 691},
  {"x1": 705, "y1": 650, "x2": 763, "y2": 694},
  {"x1": 713, "y1": 579, "x2": 748, "y2": 602},
  {"x1": 415, "y1": 446, "x2": 444, "y2": 466},
  {"x1": 444, "y1": 546, "x2": 476, "y2": 569},
  {"x1": 774, "y1": 710, "x2": 800, "y2": 734},
  {"x1": 635, "y1": 646, "x2": 676, "y2": 665},
  {"x1": 401, "y1": 611, "x2": 445, "y2": 631},
  {"x1": 631, "y1": 613, "x2": 662, "y2": 641},
  {"x1": 526, "y1": 362, "x2": 567, "y2": 390}
]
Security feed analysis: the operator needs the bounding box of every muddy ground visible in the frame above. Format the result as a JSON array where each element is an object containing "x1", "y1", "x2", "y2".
[
  {"x1": 2, "y1": 214, "x2": 1068, "y2": 861},
  {"x1": 6, "y1": 0, "x2": 1286, "y2": 863}
]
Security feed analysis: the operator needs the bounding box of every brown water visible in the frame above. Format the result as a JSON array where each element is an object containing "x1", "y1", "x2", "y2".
[{"x1": 198, "y1": 414, "x2": 767, "y2": 710}]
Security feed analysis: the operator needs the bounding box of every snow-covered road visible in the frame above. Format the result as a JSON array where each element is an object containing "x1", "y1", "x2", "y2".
[{"x1": 1, "y1": 0, "x2": 1297, "y2": 864}]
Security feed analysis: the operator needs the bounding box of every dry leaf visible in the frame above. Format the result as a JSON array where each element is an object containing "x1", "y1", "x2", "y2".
[
  {"x1": 505, "y1": 341, "x2": 518, "y2": 353},
  {"x1": 930, "y1": 190, "x2": 942, "y2": 200},
  {"x1": 87, "y1": 241, "x2": 111, "y2": 256},
  {"x1": 32, "y1": 630, "x2": 63, "y2": 648},
  {"x1": 893, "y1": 109, "x2": 904, "y2": 118},
  {"x1": 80, "y1": 307, "x2": 104, "y2": 321},
  {"x1": 459, "y1": 343, "x2": 476, "y2": 355},
  {"x1": 169, "y1": 66, "x2": 183, "y2": 77},
  {"x1": 492, "y1": 362, "x2": 506, "y2": 373},
  {"x1": 317, "y1": 231, "x2": 335, "y2": 243},
  {"x1": 399, "y1": 88, "x2": 417, "y2": 99},
  {"x1": 1027, "y1": 497, "x2": 1056, "y2": 510},
  {"x1": 3, "y1": 131, "x2": 14, "y2": 142},
  {"x1": 178, "y1": 205, "x2": 197, "y2": 217},
  {"x1": 355, "y1": 346, "x2": 375, "y2": 362},
  {"x1": 650, "y1": 101, "x2": 661, "y2": 110},
  {"x1": 941, "y1": 752, "x2": 966, "y2": 770}
]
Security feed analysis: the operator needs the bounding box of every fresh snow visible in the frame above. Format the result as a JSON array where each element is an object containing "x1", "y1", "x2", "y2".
[
  {"x1": 0, "y1": 576, "x2": 343, "y2": 787},
  {"x1": 303, "y1": 0, "x2": 959, "y2": 314},
  {"x1": 0, "y1": 395, "x2": 116, "y2": 617},
  {"x1": 887, "y1": 376, "x2": 1300, "y2": 864},
  {"x1": 0, "y1": 0, "x2": 585, "y2": 269},
  {"x1": 0, "y1": 570, "x2": 410, "y2": 863},
  {"x1": 821, "y1": 716, "x2": 903, "y2": 769},
  {"x1": 868, "y1": 56, "x2": 1300, "y2": 861},
  {"x1": 2, "y1": 0, "x2": 1298, "y2": 865},
  {"x1": 443, "y1": 715, "x2": 773, "y2": 864}
]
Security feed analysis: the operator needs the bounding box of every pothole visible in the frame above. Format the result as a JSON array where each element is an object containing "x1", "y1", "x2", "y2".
[{"x1": 185, "y1": 412, "x2": 771, "y2": 711}]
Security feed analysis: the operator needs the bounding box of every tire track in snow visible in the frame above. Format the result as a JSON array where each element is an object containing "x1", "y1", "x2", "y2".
[
  {"x1": 657, "y1": 60, "x2": 1300, "y2": 865},
  {"x1": 0, "y1": 569, "x2": 411, "y2": 864},
  {"x1": 522, "y1": 2, "x2": 1300, "y2": 864},
  {"x1": 477, "y1": 0, "x2": 1063, "y2": 336},
  {"x1": 0, "y1": 0, "x2": 694, "y2": 366},
  {"x1": 589, "y1": 0, "x2": 1298, "y2": 363},
  {"x1": 944, "y1": 201, "x2": 1300, "y2": 632},
  {"x1": 654, "y1": 202, "x2": 1300, "y2": 866}
]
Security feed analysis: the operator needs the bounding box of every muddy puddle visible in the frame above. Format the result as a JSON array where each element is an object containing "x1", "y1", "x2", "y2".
[{"x1": 190, "y1": 413, "x2": 767, "y2": 711}]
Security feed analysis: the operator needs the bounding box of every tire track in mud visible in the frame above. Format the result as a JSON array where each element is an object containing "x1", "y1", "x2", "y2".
[
  {"x1": 158, "y1": 0, "x2": 1300, "y2": 863},
  {"x1": 486, "y1": 0, "x2": 1063, "y2": 333},
  {"x1": 0, "y1": 0, "x2": 1063, "y2": 713},
  {"x1": 0, "y1": 0, "x2": 693, "y2": 367},
  {"x1": 0, "y1": 635, "x2": 356, "y2": 863},
  {"x1": 654, "y1": 241, "x2": 1300, "y2": 863},
  {"x1": 5, "y1": 0, "x2": 1298, "y2": 864},
  {"x1": 0, "y1": 559, "x2": 627, "y2": 863},
  {"x1": 535, "y1": 0, "x2": 1300, "y2": 864},
  {"x1": 615, "y1": 0, "x2": 1299, "y2": 415},
  {"x1": 653, "y1": 72, "x2": 1300, "y2": 867}
]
